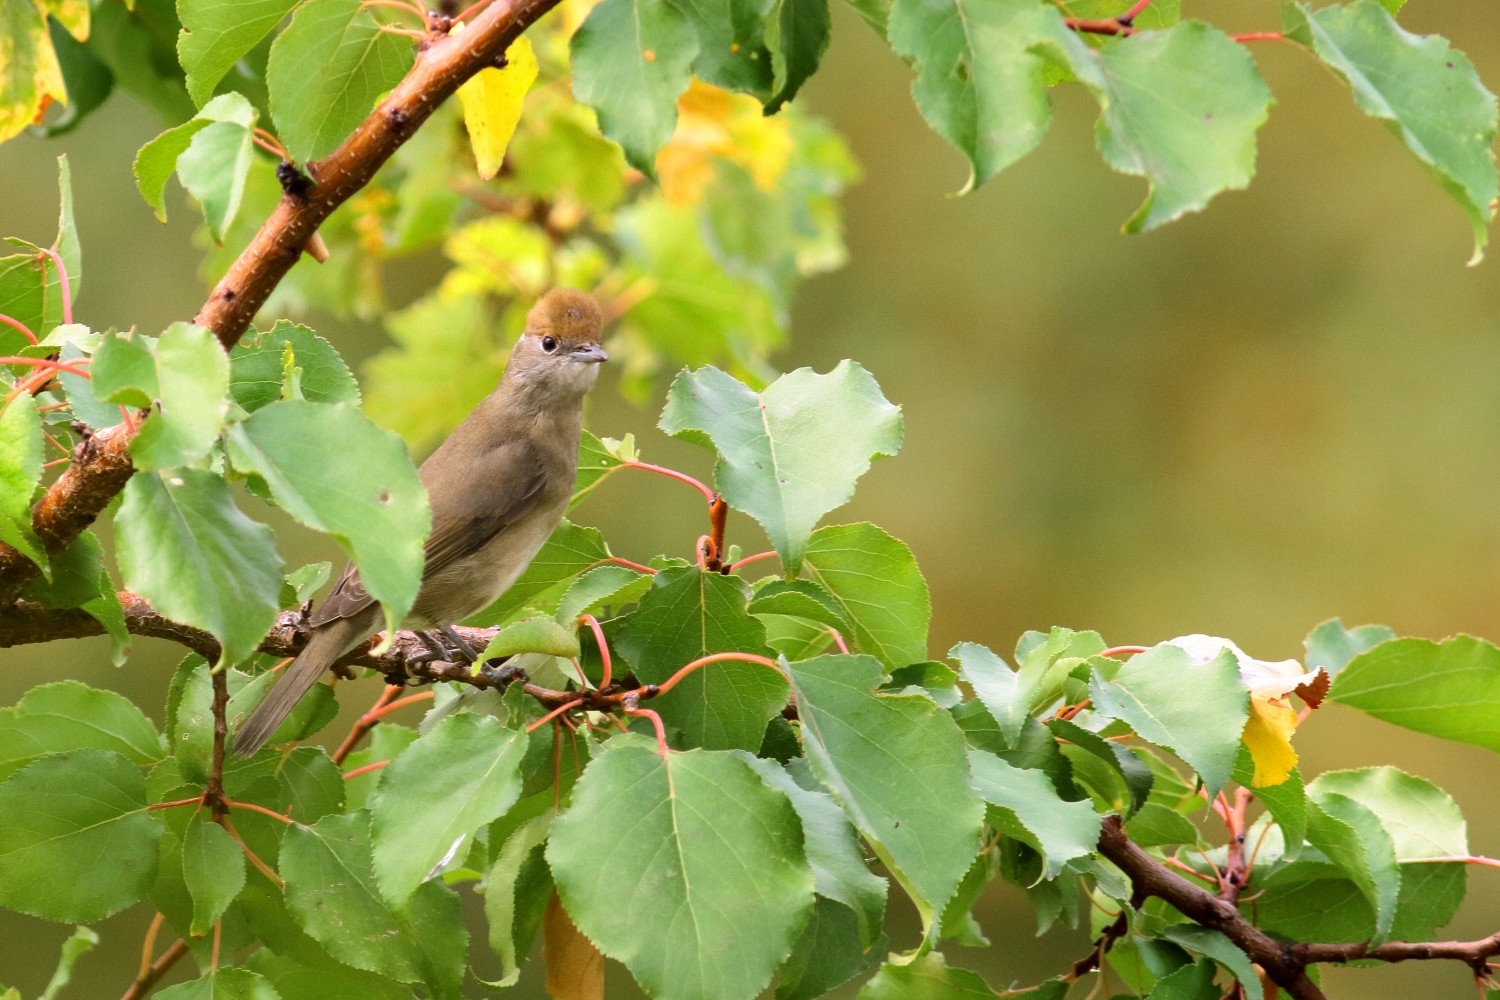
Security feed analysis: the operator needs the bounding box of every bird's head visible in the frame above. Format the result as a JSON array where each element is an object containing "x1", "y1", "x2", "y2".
[{"x1": 507, "y1": 288, "x2": 608, "y2": 398}]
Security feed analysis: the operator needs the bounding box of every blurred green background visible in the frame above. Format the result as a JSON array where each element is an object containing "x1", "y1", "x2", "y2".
[{"x1": 5, "y1": 1, "x2": 1500, "y2": 996}]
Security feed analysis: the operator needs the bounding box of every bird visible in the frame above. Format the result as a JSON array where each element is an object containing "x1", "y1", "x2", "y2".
[{"x1": 232, "y1": 288, "x2": 607, "y2": 756}]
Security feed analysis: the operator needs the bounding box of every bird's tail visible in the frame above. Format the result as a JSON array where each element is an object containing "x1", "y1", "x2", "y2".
[{"x1": 232, "y1": 616, "x2": 368, "y2": 756}]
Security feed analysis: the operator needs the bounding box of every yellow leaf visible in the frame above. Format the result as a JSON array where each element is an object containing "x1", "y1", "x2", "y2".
[
  {"x1": 456, "y1": 33, "x2": 538, "y2": 180},
  {"x1": 0, "y1": 0, "x2": 67, "y2": 143},
  {"x1": 657, "y1": 81, "x2": 794, "y2": 205},
  {"x1": 38, "y1": 0, "x2": 88, "y2": 40},
  {"x1": 1242, "y1": 697, "x2": 1299, "y2": 787}
]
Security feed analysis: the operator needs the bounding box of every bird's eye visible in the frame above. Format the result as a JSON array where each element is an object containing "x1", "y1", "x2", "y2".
[{"x1": 541, "y1": 336, "x2": 558, "y2": 353}]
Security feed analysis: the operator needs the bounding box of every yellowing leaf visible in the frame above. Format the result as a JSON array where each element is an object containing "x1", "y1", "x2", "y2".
[
  {"x1": 1243, "y1": 697, "x2": 1299, "y2": 787},
  {"x1": 559, "y1": 0, "x2": 605, "y2": 36},
  {"x1": 657, "y1": 80, "x2": 794, "y2": 204},
  {"x1": 0, "y1": 0, "x2": 67, "y2": 143},
  {"x1": 456, "y1": 33, "x2": 538, "y2": 179},
  {"x1": 542, "y1": 893, "x2": 604, "y2": 1000}
]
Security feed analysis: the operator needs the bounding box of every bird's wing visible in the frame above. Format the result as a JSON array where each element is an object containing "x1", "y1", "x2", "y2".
[
  {"x1": 421, "y1": 437, "x2": 551, "y2": 577},
  {"x1": 308, "y1": 439, "x2": 550, "y2": 626}
]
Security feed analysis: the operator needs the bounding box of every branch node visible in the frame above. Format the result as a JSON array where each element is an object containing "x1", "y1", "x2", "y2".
[{"x1": 276, "y1": 160, "x2": 315, "y2": 201}]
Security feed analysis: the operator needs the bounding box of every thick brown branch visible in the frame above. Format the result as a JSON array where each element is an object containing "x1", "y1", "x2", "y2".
[
  {"x1": 0, "y1": 0, "x2": 563, "y2": 600},
  {"x1": 1295, "y1": 933, "x2": 1500, "y2": 974},
  {"x1": 1097, "y1": 815, "x2": 1324, "y2": 999}
]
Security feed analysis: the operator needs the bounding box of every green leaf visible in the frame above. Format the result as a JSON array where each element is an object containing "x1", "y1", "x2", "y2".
[
  {"x1": 477, "y1": 614, "x2": 581, "y2": 659},
  {"x1": 481, "y1": 815, "x2": 552, "y2": 987},
  {"x1": 115, "y1": 467, "x2": 282, "y2": 665},
  {"x1": 1329, "y1": 634, "x2": 1500, "y2": 750},
  {"x1": 1126, "y1": 803, "x2": 1200, "y2": 849},
  {"x1": 178, "y1": 0, "x2": 300, "y2": 106},
  {"x1": 788, "y1": 654, "x2": 983, "y2": 922},
  {"x1": 0, "y1": 680, "x2": 165, "y2": 783},
  {"x1": 570, "y1": 0, "x2": 698, "y2": 176},
  {"x1": 1233, "y1": 748, "x2": 1305, "y2": 858},
  {"x1": 266, "y1": 0, "x2": 414, "y2": 163},
  {"x1": 1305, "y1": 791, "x2": 1400, "y2": 942},
  {"x1": 1143, "y1": 959, "x2": 1215, "y2": 1000},
  {"x1": 155, "y1": 967, "x2": 281, "y2": 1000},
  {"x1": 858, "y1": 953, "x2": 997, "y2": 999},
  {"x1": 282, "y1": 811, "x2": 466, "y2": 995},
  {"x1": 0, "y1": 749, "x2": 164, "y2": 922},
  {"x1": 1304, "y1": 618, "x2": 1394, "y2": 679},
  {"x1": 1088, "y1": 644, "x2": 1248, "y2": 794},
  {"x1": 1159, "y1": 926, "x2": 1261, "y2": 1000},
  {"x1": 802, "y1": 523, "x2": 929, "y2": 669},
  {"x1": 133, "y1": 92, "x2": 258, "y2": 225},
  {"x1": 182, "y1": 812, "x2": 245, "y2": 936},
  {"x1": 766, "y1": 0, "x2": 831, "y2": 112},
  {"x1": 225, "y1": 399, "x2": 429, "y2": 635},
  {"x1": 1284, "y1": 1, "x2": 1497, "y2": 262},
  {"x1": 660, "y1": 363, "x2": 903, "y2": 575},
  {"x1": 0, "y1": 394, "x2": 45, "y2": 569},
  {"x1": 229, "y1": 321, "x2": 359, "y2": 413},
  {"x1": 22, "y1": 529, "x2": 100, "y2": 607},
  {"x1": 957, "y1": 628, "x2": 1102, "y2": 743},
  {"x1": 746, "y1": 757, "x2": 888, "y2": 946},
  {"x1": 116, "y1": 470, "x2": 282, "y2": 666},
  {"x1": 1038, "y1": 21, "x2": 1274, "y2": 231},
  {"x1": 369, "y1": 714, "x2": 528, "y2": 906},
  {"x1": 776, "y1": 896, "x2": 879, "y2": 1000},
  {"x1": 614, "y1": 566, "x2": 788, "y2": 751},
  {"x1": 547, "y1": 741, "x2": 814, "y2": 1000},
  {"x1": 968, "y1": 750, "x2": 1099, "y2": 879},
  {"x1": 887, "y1": 0, "x2": 1057, "y2": 192},
  {"x1": 676, "y1": 0, "x2": 774, "y2": 98},
  {"x1": 1049, "y1": 716, "x2": 1151, "y2": 815},
  {"x1": 92, "y1": 323, "x2": 231, "y2": 470},
  {"x1": 555, "y1": 563, "x2": 651, "y2": 623},
  {"x1": 38, "y1": 925, "x2": 98, "y2": 1000},
  {"x1": 749, "y1": 579, "x2": 849, "y2": 631},
  {"x1": 569, "y1": 430, "x2": 637, "y2": 509}
]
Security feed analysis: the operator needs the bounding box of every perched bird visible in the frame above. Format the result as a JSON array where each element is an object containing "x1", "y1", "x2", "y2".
[{"x1": 233, "y1": 288, "x2": 606, "y2": 756}]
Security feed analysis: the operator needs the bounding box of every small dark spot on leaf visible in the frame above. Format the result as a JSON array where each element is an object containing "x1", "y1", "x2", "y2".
[
  {"x1": 1204, "y1": 113, "x2": 1213, "y2": 122},
  {"x1": 378, "y1": 490, "x2": 391, "y2": 504},
  {"x1": 1447, "y1": 62, "x2": 1454, "y2": 69}
]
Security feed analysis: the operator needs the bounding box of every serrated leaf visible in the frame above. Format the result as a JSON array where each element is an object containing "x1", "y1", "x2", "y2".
[
  {"x1": 547, "y1": 741, "x2": 814, "y2": 1000},
  {"x1": 968, "y1": 750, "x2": 1099, "y2": 879},
  {"x1": 182, "y1": 813, "x2": 245, "y2": 936},
  {"x1": 478, "y1": 614, "x2": 582, "y2": 660},
  {"x1": 788, "y1": 654, "x2": 983, "y2": 924},
  {"x1": 282, "y1": 811, "x2": 466, "y2": 994},
  {"x1": 92, "y1": 323, "x2": 231, "y2": 470},
  {"x1": 569, "y1": 431, "x2": 637, "y2": 509},
  {"x1": 474, "y1": 519, "x2": 609, "y2": 622},
  {"x1": 457, "y1": 33, "x2": 537, "y2": 179},
  {"x1": 1125, "y1": 802, "x2": 1200, "y2": 849},
  {"x1": 1303, "y1": 618, "x2": 1394, "y2": 679},
  {"x1": 230, "y1": 320, "x2": 359, "y2": 414},
  {"x1": 1159, "y1": 926, "x2": 1261, "y2": 1000},
  {"x1": 1285, "y1": 1, "x2": 1497, "y2": 262},
  {"x1": 801, "y1": 523, "x2": 928, "y2": 669},
  {"x1": 225, "y1": 399, "x2": 429, "y2": 635},
  {"x1": 0, "y1": 749, "x2": 164, "y2": 922},
  {"x1": 887, "y1": 0, "x2": 1057, "y2": 192},
  {"x1": 555, "y1": 564, "x2": 651, "y2": 623},
  {"x1": 482, "y1": 815, "x2": 552, "y2": 987},
  {"x1": 775, "y1": 896, "x2": 876, "y2": 1000},
  {"x1": 1038, "y1": 20, "x2": 1274, "y2": 231},
  {"x1": 0, "y1": 680, "x2": 165, "y2": 783},
  {"x1": 748, "y1": 579, "x2": 849, "y2": 632},
  {"x1": 570, "y1": 0, "x2": 698, "y2": 176},
  {"x1": 676, "y1": 0, "x2": 773, "y2": 98},
  {"x1": 614, "y1": 566, "x2": 788, "y2": 751},
  {"x1": 178, "y1": 0, "x2": 300, "y2": 107},
  {"x1": 0, "y1": 394, "x2": 45, "y2": 569},
  {"x1": 0, "y1": 0, "x2": 66, "y2": 144},
  {"x1": 370, "y1": 714, "x2": 528, "y2": 906},
  {"x1": 1233, "y1": 748, "x2": 1305, "y2": 859},
  {"x1": 660, "y1": 363, "x2": 902, "y2": 575},
  {"x1": 116, "y1": 470, "x2": 282, "y2": 666},
  {"x1": 266, "y1": 0, "x2": 413, "y2": 163},
  {"x1": 956, "y1": 628, "x2": 1102, "y2": 743},
  {"x1": 1049, "y1": 716, "x2": 1151, "y2": 815},
  {"x1": 1329, "y1": 634, "x2": 1500, "y2": 750},
  {"x1": 1088, "y1": 644, "x2": 1248, "y2": 794}
]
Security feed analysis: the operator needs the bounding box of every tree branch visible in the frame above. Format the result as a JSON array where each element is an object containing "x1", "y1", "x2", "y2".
[{"x1": 0, "y1": 0, "x2": 564, "y2": 602}]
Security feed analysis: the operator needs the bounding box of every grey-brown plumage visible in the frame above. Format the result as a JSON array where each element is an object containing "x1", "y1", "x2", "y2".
[{"x1": 232, "y1": 289, "x2": 606, "y2": 756}]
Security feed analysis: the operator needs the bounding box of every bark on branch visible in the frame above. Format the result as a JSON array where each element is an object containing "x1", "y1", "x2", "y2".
[{"x1": 0, "y1": 0, "x2": 564, "y2": 603}]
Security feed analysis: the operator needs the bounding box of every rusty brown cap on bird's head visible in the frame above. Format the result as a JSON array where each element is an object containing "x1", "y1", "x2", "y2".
[{"x1": 526, "y1": 288, "x2": 602, "y2": 342}]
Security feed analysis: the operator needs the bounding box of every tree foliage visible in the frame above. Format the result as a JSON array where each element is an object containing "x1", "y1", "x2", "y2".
[{"x1": 2, "y1": 0, "x2": 1500, "y2": 998}]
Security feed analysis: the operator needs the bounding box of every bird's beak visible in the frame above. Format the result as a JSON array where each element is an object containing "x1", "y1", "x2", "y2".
[{"x1": 571, "y1": 344, "x2": 608, "y2": 363}]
